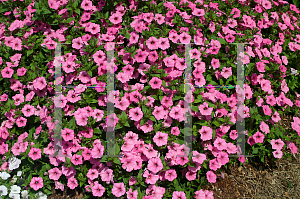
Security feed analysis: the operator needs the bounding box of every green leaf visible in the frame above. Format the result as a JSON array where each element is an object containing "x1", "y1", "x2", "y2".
[
  {"x1": 42, "y1": 7, "x2": 52, "y2": 14},
  {"x1": 99, "y1": 155, "x2": 108, "y2": 163},
  {"x1": 253, "y1": 147, "x2": 258, "y2": 154},
  {"x1": 207, "y1": 101, "x2": 216, "y2": 109},
  {"x1": 94, "y1": 128, "x2": 101, "y2": 134},
  {"x1": 125, "y1": 31, "x2": 131, "y2": 40},
  {"x1": 159, "y1": 95, "x2": 163, "y2": 102},
  {"x1": 73, "y1": 0, "x2": 79, "y2": 8},
  {"x1": 137, "y1": 188, "x2": 143, "y2": 199},
  {"x1": 143, "y1": 86, "x2": 150, "y2": 92},
  {"x1": 65, "y1": 17, "x2": 74, "y2": 23},
  {"x1": 27, "y1": 49, "x2": 33, "y2": 56},
  {"x1": 124, "y1": 121, "x2": 130, "y2": 127},
  {"x1": 149, "y1": 116, "x2": 156, "y2": 122},
  {"x1": 137, "y1": 169, "x2": 143, "y2": 181},
  {"x1": 212, "y1": 130, "x2": 216, "y2": 139},
  {"x1": 191, "y1": 106, "x2": 199, "y2": 112},
  {"x1": 74, "y1": 9, "x2": 80, "y2": 14},
  {"x1": 120, "y1": 111, "x2": 128, "y2": 120},
  {"x1": 277, "y1": 126, "x2": 283, "y2": 138},
  {"x1": 140, "y1": 118, "x2": 146, "y2": 126},
  {"x1": 65, "y1": 157, "x2": 71, "y2": 165},
  {"x1": 113, "y1": 157, "x2": 121, "y2": 165},
  {"x1": 115, "y1": 123, "x2": 123, "y2": 130},
  {"x1": 173, "y1": 95, "x2": 182, "y2": 101},
  {"x1": 213, "y1": 120, "x2": 220, "y2": 127},
  {"x1": 87, "y1": 70, "x2": 92, "y2": 77},
  {"x1": 217, "y1": 37, "x2": 226, "y2": 45},
  {"x1": 175, "y1": 138, "x2": 184, "y2": 145},
  {"x1": 68, "y1": 118, "x2": 76, "y2": 129},
  {"x1": 196, "y1": 120, "x2": 208, "y2": 126}
]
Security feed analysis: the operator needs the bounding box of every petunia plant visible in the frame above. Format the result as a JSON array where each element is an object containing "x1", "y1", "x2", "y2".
[{"x1": 0, "y1": 0, "x2": 300, "y2": 198}]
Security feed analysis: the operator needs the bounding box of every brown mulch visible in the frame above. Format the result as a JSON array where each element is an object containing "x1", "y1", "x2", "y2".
[{"x1": 47, "y1": 187, "x2": 85, "y2": 199}]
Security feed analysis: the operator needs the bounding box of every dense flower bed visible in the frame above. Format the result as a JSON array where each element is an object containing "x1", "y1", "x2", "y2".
[{"x1": 0, "y1": 0, "x2": 300, "y2": 198}]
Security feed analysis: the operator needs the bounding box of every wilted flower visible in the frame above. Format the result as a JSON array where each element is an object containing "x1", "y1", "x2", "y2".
[
  {"x1": 21, "y1": 190, "x2": 29, "y2": 199},
  {"x1": 291, "y1": 68, "x2": 299, "y2": 76}
]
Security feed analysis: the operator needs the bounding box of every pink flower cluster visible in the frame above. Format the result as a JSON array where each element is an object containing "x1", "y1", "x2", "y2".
[{"x1": 1, "y1": 0, "x2": 300, "y2": 198}]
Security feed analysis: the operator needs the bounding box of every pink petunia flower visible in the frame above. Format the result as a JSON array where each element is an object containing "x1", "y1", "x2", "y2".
[
  {"x1": 30, "y1": 177, "x2": 43, "y2": 191},
  {"x1": 271, "y1": 111, "x2": 281, "y2": 123},
  {"x1": 169, "y1": 31, "x2": 179, "y2": 43},
  {"x1": 87, "y1": 168, "x2": 98, "y2": 180},
  {"x1": 147, "y1": 157, "x2": 164, "y2": 173},
  {"x1": 92, "y1": 183, "x2": 105, "y2": 197},
  {"x1": 17, "y1": 67, "x2": 27, "y2": 76},
  {"x1": 48, "y1": 167, "x2": 62, "y2": 181},
  {"x1": 11, "y1": 38, "x2": 22, "y2": 51},
  {"x1": 259, "y1": 121, "x2": 270, "y2": 134},
  {"x1": 154, "y1": 14, "x2": 165, "y2": 25},
  {"x1": 28, "y1": 147, "x2": 42, "y2": 161},
  {"x1": 158, "y1": 37, "x2": 170, "y2": 50},
  {"x1": 172, "y1": 191, "x2": 187, "y2": 199},
  {"x1": 192, "y1": 8, "x2": 205, "y2": 16},
  {"x1": 140, "y1": 120, "x2": 154, "y2": 133},
  {"x1": 67, "y1": 176, "x2": 78, "y2": 189},
  {"x1": 21, "y1": 104, "x2": 35, "y2": 117},
  {"x1": 288, "y1": 142, "x2": 298, "y2": 154},
  {"x1": 171, "y1": 126, "x2": 180, "y2": 136},
  {"x1": 112, "y1": 182, "x2": 126, "y2": 198},
  {"x1": 270, "y1": 139, "x2": 285, "y2": 151},
  {"x1": 169, "y1": 106, "x2": 184, "y2": 121},
  {"x1": 179, "y1": 32, "x2": 191, "y2": 44},
  {"x1": 213, "y1": 137, "x2": 227, "y2": 150},
  {"x1": 61, "y1": 128, "x2": 74, "y2": 141},
  {"x1": 100, "y1": 167, "x2": 113, "y2": 182},
  {"x1": 134, "y1": 49, "x2": 148, "y2": 63},
  {"x1": 129, "y1": 107, "x2": 143, "y2": 121},
  {"x1": 199, "y1": 126, "x2": 213, "y2": 141},
  {"x1": 81, "y1": 0, "x2": 93, "y2": 10},
  {"x1": 211, "y1": 58, "x2": 220, "y2": 69},
  {"x1": 146, "y1": 36, "x2": 159, "y2": 50},
  {"x1": 72, "y1": 37, "x2": 83, "y2": 50},
  {"x1": 221, "y1": 67, "x2": 232, "y2": 79},
  {"x1": 152, "y1": 106, "x2": 165, "y2": 121},
  {"x1": 143, "y1": 13, "x2": 154, "y2": 23},
  {"x1": 109, "y1": 13, "x2": 123, "y2": 24},
  {"x1": 252, "y1": 131, "x2": 265, "y2": 143},
  {"x1": 206, "y1": 170, "x2": 217, "y2": 183},
  {"x1": 71, "y1": 154, "x2": 83, "y2": 165},
  {"x1": 199, "y1": 102, "x2": 213, "y2": 116},
  {"x1": 192, "y1": 151, "x2": 206, "y2": 164},
  {"x1": 143, "y1": 170, "x2": 159, "y2": 184},
  {"x1": 260, "y1": 79, "x2": 272, "y2": 93},
  {"x1": 186, "y1": 171, "x2": 197, "y2": 181},
  {"x1": 291, "y1": 117, "x2": 300, "y2": 134},
  {"x1": 262, "y1": 105, "x2": 272, "y2": 116},
  {"x1": 126, "y1": 188, "x2": 138, "y2": 199},
  {"x1": 16, "y1": 116, "x2": 27, "y2": 127},
  {"x1": 33, "y1": 77, "x2": 47, "y2": 90},
  {"x1": 1, "y1": 67, "x2": 14, "y2": 78},
  {"x1": 273, "y1": 150, "x2": 283, "y2": 158},
  {"x1": 165, "y1": 169, "x2": 177, "y2": 181},
  {"x1": 262, "y1": 0, "x2": 272, "y2": 9},
  {"x1": 149, "y1": 77, "x2": 162, "y2": 89}
]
